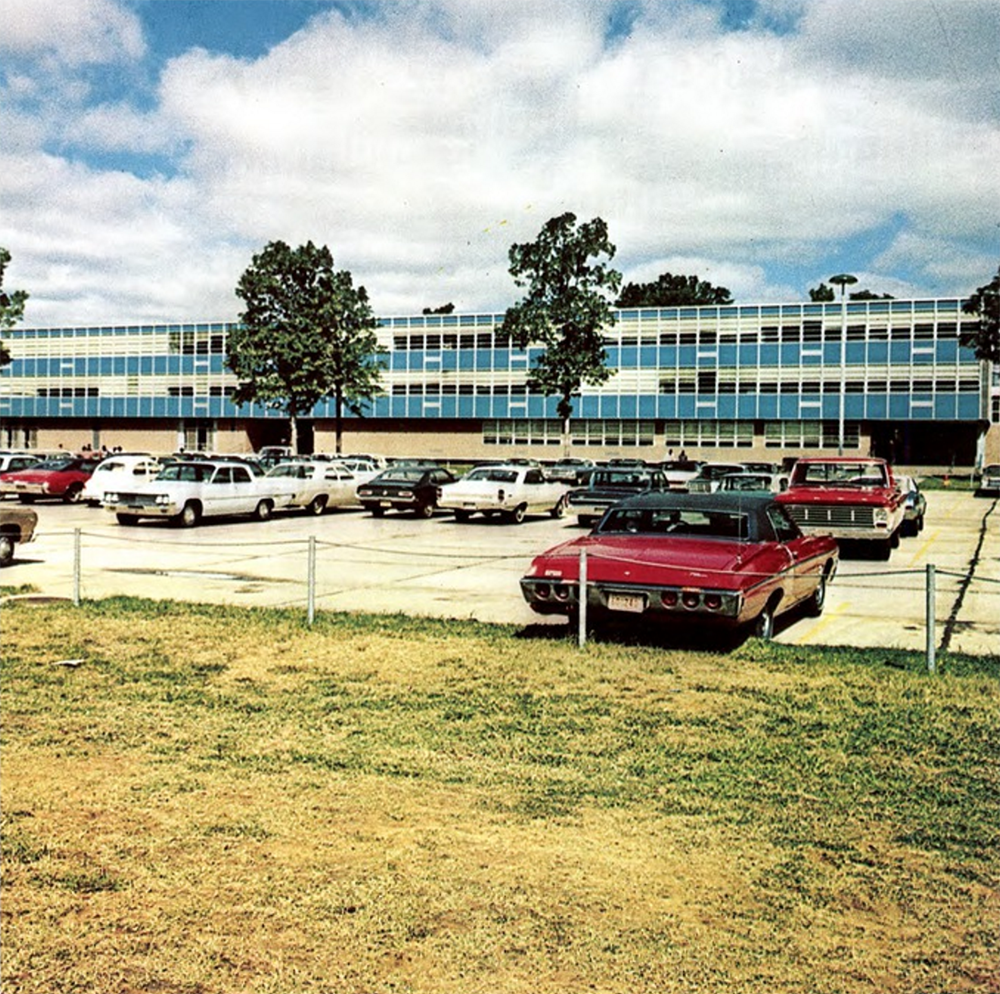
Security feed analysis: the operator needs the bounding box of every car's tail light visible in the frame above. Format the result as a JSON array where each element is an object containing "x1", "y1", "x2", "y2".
[
  {"x1": 535, "y1": 583, "x2": 551, "y2": 599},
  {"x1": 553, "y1": 585, "x2": 570, "y2": 601},
  {"x1": 681, "y1": 591, "x2": 700, "y2": 609},
  {"x1": 704, "y1": 593, "x2": 722, "y2": 611},
  {"x1": 498, "y1": 488, "x2": 506, "y2": 502},
  {"x1": 661, "y1": 590, "x2": 679, "y2": 607}
]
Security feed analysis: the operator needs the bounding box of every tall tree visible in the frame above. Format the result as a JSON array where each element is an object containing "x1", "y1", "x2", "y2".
[
  {"x1": 0, "y1": 247, "x2": 29, "y2": 368},
  {"x1": 809, "y1": 283, "x2": 835, "y2": 302},
  {"x1": 229, "y1": 240, "x2": 385, "y2": 454},
  {"x1": 616, "y1": 272, "x2": 732, "y2": 307},
  {"x1": 498, "y1": 213, "x2": 621, "y2": 451},
  {"x1": 962, "y1": 263, "x2": 1000, "y2": 363}
]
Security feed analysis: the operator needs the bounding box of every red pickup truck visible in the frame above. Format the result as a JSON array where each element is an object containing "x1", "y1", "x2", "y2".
[{"x1": 776, "y1": 457, "x2": 906, "y2": 560}]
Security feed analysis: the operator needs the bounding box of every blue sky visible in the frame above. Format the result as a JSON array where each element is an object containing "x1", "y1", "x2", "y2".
[{"x1": 2, "y1": 0, "x2": 998, "y2": 326}]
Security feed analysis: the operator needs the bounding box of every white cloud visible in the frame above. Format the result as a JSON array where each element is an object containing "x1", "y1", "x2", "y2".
[{"x1": 2, "y1": 0, "x2": 998, "y2": 325}]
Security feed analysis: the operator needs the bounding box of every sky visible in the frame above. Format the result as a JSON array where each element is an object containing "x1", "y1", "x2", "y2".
[{"x1": 2, "y1": 0, "x2": 999, "y2": 328}]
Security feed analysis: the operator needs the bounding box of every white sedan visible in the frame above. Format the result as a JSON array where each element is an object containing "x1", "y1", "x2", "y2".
[
  {"x1": 438, "y1": 465, "x2": 568, "y2": 523},
  {"x1": 261, "y1": 460, "x2": 366, "y2": 515},
  {"x1": 82, "y1": 454, "x2": 162, "y2": 505}
]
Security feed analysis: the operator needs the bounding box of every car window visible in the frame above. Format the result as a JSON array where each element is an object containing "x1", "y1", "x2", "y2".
[
  {"x1": 232, "y1": 466, "x2": 252, "y2": 484},
  {"x1": 213, "y1": 467, "x2": 232, "y2": 484},
  {"x1": 599, "y1": 507, "x2": 750, "y2": 539},
  {"x1": 525, "y1": 470, "x2": 544, "y2": 484},
  {"x1": 767, "y1": 506, "x2": 801, "y2": 543}
]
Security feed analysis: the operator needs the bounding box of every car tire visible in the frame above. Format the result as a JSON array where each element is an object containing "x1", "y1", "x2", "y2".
[
  {"x1": 63, "y1": 483, "x2": 84, "y2": 503},
  {"x1": 916, "y1": 513, "x2": 925, "y2": 533},
  {"x1": 116, "y1": 513, "x2": 140, "y2": 526},
  {"x1": 754, "y1": 603, "x2": 776, "y2": 640},
  {"x1": 550, "y1": 496, "x2": 567, "y2": 519},
  {"x1": 17, "y1": 495, "x2": 36, "y2": 504},
  {"x1": 877, "y1": 538, "x2": 893, "y2": 561},
  {"x1": 0, "y1": 535, "x2": 15, "y2": 568},
  {"x1": 454, "y1": 509, "x2": 471, "y2": 523},
  {"x1": 417, "y1": 502, "x2": 435, "y2": 519},
  {"x1": 370, "y1": 506, "x2": 385, "y2": 517},
  {"x1": 254, "y1": 500, "x2": 274, "y2": 522},
  {"x1": 176, "y1": 502, "x2": 201, "y2": 528},
  {"x1": 307, "y1": 495, "x2": 327, "y2": 516},
  {"x1": 577, "y1": 515, "x2": 594, "y2": 528},
  {"x1": 805, "y1": 571, "x2": 827, "y2": 617},
  {"x1": 505, "y1": 504, "x2": 527, "y2": 525}
]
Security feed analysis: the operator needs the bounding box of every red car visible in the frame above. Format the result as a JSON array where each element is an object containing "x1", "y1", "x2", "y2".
[
  {"x1": 520, "y1": 492, "x2": 838, "y2": 639},
  {"x1": 0, "y1": 455, "x2": 100, "y2": 503}
]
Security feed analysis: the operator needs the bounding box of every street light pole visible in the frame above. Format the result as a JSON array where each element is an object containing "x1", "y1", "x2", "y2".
[{"x1": 829, "y1": 273, "x2": 857, "y2": 455}]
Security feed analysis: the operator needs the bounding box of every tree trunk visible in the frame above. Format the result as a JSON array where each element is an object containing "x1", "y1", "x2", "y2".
[
  {"x1": 334, "y1": 388, "x2": 344, "y2": 455},
  {"x1": 288, "y1": 414, "x2": 299, "y2": 456}
]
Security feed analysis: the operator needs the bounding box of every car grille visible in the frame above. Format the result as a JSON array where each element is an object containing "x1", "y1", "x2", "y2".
[{"x1": 785, "y1": 504, "x2": 876, "y2": 528}]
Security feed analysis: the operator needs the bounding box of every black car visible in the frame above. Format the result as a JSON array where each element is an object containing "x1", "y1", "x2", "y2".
[
  {"x1": 566, "y1": 466, "x2": 669, "y2": 526},
  {"x1": 356, "y1": 466, "x2": 457, "y2": 518}
]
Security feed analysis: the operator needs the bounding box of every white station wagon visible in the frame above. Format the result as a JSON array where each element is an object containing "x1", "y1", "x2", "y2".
[
  {"x1": 262, "y1": 460, "x2": 365, "y2": 515},
  {"x1": 438, "y1": 465, "x2": 568, "y2": 523},
  {"x1": 104, "y1": 459, "x2": 286, "y2": 526}
]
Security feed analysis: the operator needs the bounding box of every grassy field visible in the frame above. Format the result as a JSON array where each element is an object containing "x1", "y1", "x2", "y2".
[{"x1": 2, "y1": 597, "x2": 998, "y2": 994}]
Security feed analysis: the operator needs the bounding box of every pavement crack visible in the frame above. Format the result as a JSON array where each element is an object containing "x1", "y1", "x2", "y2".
[{"x1": 939, "y1": 496, "x2": 997, "y2": 653}]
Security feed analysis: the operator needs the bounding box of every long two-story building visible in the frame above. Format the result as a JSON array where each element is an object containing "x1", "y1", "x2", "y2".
[{"x1": 1, "y1": 297, "x2": 996, "y2": 466}]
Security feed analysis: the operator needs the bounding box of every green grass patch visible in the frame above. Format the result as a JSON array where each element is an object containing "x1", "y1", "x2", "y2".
[{"x1": 3, "y1": 597, "x2": 998, "y2": 994}]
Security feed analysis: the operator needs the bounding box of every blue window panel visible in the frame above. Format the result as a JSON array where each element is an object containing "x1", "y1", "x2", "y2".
[
  {"x1": 639, "y1": 346, "x2": 658, "y2": 367},
  {"x1": 958, "y1": 344, "x2": 977, "y2": 362},
  {"x1": 844, "y1": 343, "x2": 865, "y2": 364},
  {"x1": 780, "y1": 345, "x2": 800, "y2": 365},
  {"x1": 618, "y1": 396, "x2": 637, "y2": 418},
  {"x1": 123, "y1": 398, "x2": 140, "y2": 418},
  {"x1": 493, "y1": 351, "x2": 510, "y2": 371},
  {"x1": 604, "y1": 347, "x2": 621, "y2": 366},
  {"x1": 473, "y1": 396, "x2": 493, "y2": 418},
  {"x1": 843, "y1": 395, "x2": 865, "y2": 419},
  {"x1": 638, "y1": 395, "x2": 657, "y2": 418},
  {"x1": 657, "y1": 395, "x2": 677, "y2": 418},
  {"x1": 958, "y1": 395, "x2": 981, "y2": 418},
  {"x1": 911, "y1": 351, "x2": 935, "y2": 365},
  {"x1": 389, "y1": 353, "x2": 407, "y2": 371},
  {"x1": 439, "y1": 397, "x2": 456, "y2": 418},
  {"x1": 390, "y1": 397, "x2": 407, "y2": 417},
  {"x1": 779, "y1": 396, "x2": 800, "y2": 419},
  {"x1": 493, "y1": 397, "x2": 510, "y2": 418},
  {"x1": 889, "y1": 342, "x2": 911, "y2": 363},
  {"x1": 209, "y1": 357, "x2": 227, "y2": 373},
  {"x1": 717, "y1": 344, "x2": 738, "y2": 366},
  {"x1": 678, "y1": 346, "x2": 697, "y2": 367},
  {"x1": 677, "y1": 396, "x2": 697, "y2": 418},
  {"x1": 136, "y1": 357, "x2": 152, "y2": 375},
  {"x1": 619, "y1": 347, "x2": 638, "y2": 368},
  {"x1": 759, "y1": 345, "x2": 779, "y2": 367},
  {"x1": 936, "y1": 340, "x2": 958, "y2": 362},
  {"x1": 716, "y1": 395, "x2": 736, "y2": 419},
  {"x1": 475, "y1": 350, "x2": 494, "y2": 368},
  {"x1": 599, "y1": 396, "x2": 620, "y2": 418},
  {"x1": 151, "y1": 397, "x2": 167, "y2": 417},
  {"x1": 458, "y1": 397, "x2": 474, "y2": 418},
  {"x1": 736, "y1": 395, "x2": 757, "y2": 419},
  {"x1": 658, "y1": 346, "x2": 677, "y2": 366},
  {"x1": 458, "y1": 351, "x2": 476, "y2": 369},
  {"x1": 757, "y1": 395, "x2": 778, "y2": 419},
  {"x1": 580, "y1": 395, "x2": 600, "y2": 418},
  {"x1": 440, "y1": 352, "x2": 458, "y2": 371},
  {"x1": 800, "y1": 351, "x2": 823, "y2": 367},
  {"x1": 738, "y1": 345, "x2": 758, "y2": 366},
  {"x1": 867, "y1": 343, "x2": 888, "y2": 364},
  {"x1": 889, "y1": 396, "x2": 910, "y2": 418},
  {"x1": 370, "y1": 395, "x2": 388, "y2": 417},
  {"x1": 819, "y1": 396, "x2": 838, "y2": 419}
]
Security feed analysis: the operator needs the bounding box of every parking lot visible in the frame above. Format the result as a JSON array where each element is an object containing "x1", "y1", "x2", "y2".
[{"x1": 3, "y1": 489, "x2": 998, "y2": 656}]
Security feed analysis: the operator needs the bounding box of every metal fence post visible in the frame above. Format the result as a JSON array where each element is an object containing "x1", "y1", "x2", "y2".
[
  {"x1": 578, "y1": 548, "x2": 587, "y2": 648},
  {"x1": 926, "y1": 563, "x2": 936, "y2": 675},
  {"x1": 73, "y1": 528, "x2": 82, "y2": 606},
  {"x1": 307, "y1": 536, "x2": 316, "y2": 626}
]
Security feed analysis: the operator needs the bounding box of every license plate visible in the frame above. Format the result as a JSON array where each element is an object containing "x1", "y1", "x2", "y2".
[
  {"x1": 379, "y1": 500, "x2": 392, "y2": 508},
  {"x1": 608, "y1": 593, "x2": 646, "y2": 614}
]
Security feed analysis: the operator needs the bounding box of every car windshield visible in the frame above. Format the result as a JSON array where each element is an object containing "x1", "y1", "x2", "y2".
[
  {"x1": 720, "y1": 475, "x2": 770, "y2": 491},
  {"x1": 31, "y1": 458, "x2": 77, "y2": 471},
  {"x1": 598, "y1": 506, "x2": 751, "y2": 541},
  {"x1": 378, "y1": 470, "x2": 425, "y2": 483},
  {"x1": 796, "y1": 462, "x2": 888, "y2": 486},
  {"x1": 466, "y1": 468, "x2": 518, "y2": 483},
  {"x1": 591, "y1": 470, "x2": 649, "y2": 486},
  {"x1": 157, "y1": 463, "x2": 214, "y2": 483}
]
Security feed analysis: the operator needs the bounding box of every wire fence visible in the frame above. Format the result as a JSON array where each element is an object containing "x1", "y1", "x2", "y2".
[{"x1": 22, "y1": 523, "x2": 999, "y2": 671}]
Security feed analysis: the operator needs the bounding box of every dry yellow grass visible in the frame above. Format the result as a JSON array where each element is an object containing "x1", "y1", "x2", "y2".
[{"x1": 2, "y1": 598, "x2": 998, "y2": 993}]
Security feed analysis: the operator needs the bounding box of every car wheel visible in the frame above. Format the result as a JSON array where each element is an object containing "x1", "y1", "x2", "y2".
[
  {"x1": 916, "y1": 513, "x2": 925, "y2": 533},
  {"x1": 454, "y1": 509, "x2": 471, "y2": 523},
  {"x1": 417, "y1": 502, "x2": 435, "y2": 519},
  {"x1": 63, "y1": 483, "x2": 84, "y2": 503},
  {"x1": 877, "y1": 538, "x2": 893, "y2": 561},
  {"x1": 176, "y1": 502, "x2": 201, "y2": 528},
  {"x1": 370, "y1": 506, "x2": 385, "y2": 517},
  {"x1": 754, "y1": 603, "x2": 776, "y2": 640},
  {"x1": 577, "y1": 515, "x2": 594, "y2": 528},
  {"x1": 307, "y1": 495, "x2": 327, "y2": 516},
  {"x1": 254, "y1": 500, "x2": 274, "y2": 522},
  {"x1": 17, "y1": 495, "x2": 36, "y2": 504},
  {"x1": 0, "y1": 535, "x2": 15, "y2": 568},
  {"x1": 550, "y1": 496, "x2": 567, "y2": 519},
  {"x1": 116, "y1": 513, "x2": 140, "y2": 526},
  {"x1": 505, "y1": 504, "x2": 527, "y2": 524},
  {"x1": 805, "y1": 571, "x2": 827, "y2": 617}
]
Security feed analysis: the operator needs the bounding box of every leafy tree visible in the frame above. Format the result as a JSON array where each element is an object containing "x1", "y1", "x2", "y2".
[
  {"x1": 962, "y1": 263, "x2": 1000, "y2": 363},
  {"x1": 0, "y1": 247, "x2": 29, "y2": 368},
  {"x1": 616, "y1": 272, "x2": 732, "y2": 307},
  {"x1": 230, "y1": 240, "x2": 385, "y2": 454},
  {"x1": 849, "y1": 289, "x2": 894, "y2": 300},
  {"x1": 422, "y1": 302, "x2": 455, "y2": 315},
  {"x1": 809, "y1": 283, "x2": 835, "y2": 302},
  {"x1": 498, "y1": 213, "x2": 621, "y2": 450}
]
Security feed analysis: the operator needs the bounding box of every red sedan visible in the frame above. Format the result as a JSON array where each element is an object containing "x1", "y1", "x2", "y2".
[
  {"x1": 520, "y1": 493, "x2": 838, "y2": 638},
  {"x1": 0, "y1": 455, "x2": 100, "y2": 503}
]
